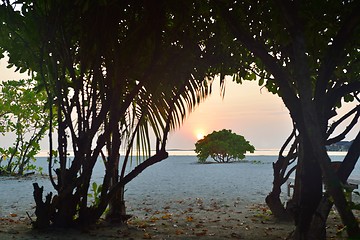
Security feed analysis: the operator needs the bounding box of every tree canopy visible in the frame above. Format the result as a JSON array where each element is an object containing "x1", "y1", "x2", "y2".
[
  {"x1": 1, "y1": 0, "x2": 360, "y2": 238},
  {"x1": 0, "y1": 78, "x2": 51, "y2": 175},
  {"x1": 210, "y1": 1, "x2": 360, "y2": 238},
  {"x1": 0, "y1": 0, "x2": 228, "y2": 227},
  {"x1": 195, "y1": 129, "x2": 254, "y2": 163}
]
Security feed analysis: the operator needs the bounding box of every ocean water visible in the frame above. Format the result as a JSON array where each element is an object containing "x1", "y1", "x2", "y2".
[{"x1": 0, "y1": 152, "x2": 359, "y2": 217}]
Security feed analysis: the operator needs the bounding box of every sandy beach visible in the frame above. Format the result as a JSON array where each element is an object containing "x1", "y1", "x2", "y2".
[
  {"x1": 0, "y1": 154, "x2": 358, "y2": 239},
  {"x1": 0, "y1": 197, "x2": 351, "y2": 239}
]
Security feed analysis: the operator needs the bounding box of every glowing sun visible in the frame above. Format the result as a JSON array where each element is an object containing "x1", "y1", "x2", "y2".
[{"x1": 196, "y1": 132, "x2": 205, "y2": 140}]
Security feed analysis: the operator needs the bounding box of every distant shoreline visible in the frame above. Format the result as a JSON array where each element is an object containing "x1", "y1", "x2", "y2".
[{"x1": 34, "y1": 149, "x2": 349, "y2": 157}]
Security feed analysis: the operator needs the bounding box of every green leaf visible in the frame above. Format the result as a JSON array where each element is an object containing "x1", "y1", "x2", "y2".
[
  {"x1": 343, "y1": 94, "x2": 354, "y2": 103},
  {"x1": 258, "y1": 77, "x2": 264, "y2": 86}
]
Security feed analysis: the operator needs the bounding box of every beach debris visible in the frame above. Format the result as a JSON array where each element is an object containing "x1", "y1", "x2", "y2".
[
  {"x1": 143, "y1": 232, "x2": 152, "y2": 239},
  {"x1": 161, "y1": 213, "x2": 172, "y2": 220},
  {"x1": 149, "y1": 216, "x2": 159, "y2": 222},
  {"x1": 175, "y1": 229, "x2": 184, "y2": 235},
  {"x1": 194, "y1": 229, "x2": 207, "y2": 236},
  {"x1": 230, "y1": 232, "x2": 243, "y2": 239}
]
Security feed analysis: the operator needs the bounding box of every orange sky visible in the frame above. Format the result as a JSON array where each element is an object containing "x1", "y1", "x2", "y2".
[
  {"x1": 167, "y1": 78, "x2": 359, "y2": 150},
  {"x1": 167, "y1": 78, "x2": 293, "y2": 150}
]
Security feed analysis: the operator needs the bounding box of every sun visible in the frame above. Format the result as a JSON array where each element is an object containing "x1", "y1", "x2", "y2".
[{"x1": 196, "y1": 132, "x2": 205, "y2": 140}]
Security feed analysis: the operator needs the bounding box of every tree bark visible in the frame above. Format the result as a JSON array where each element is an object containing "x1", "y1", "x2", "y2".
[
  {"x1": 106, "y1": 186, "x2": 131, "y2": 222},
  {"x1": 32, "y1": 183, "x2": 53, "y2": 229},
  {"x1": 309, "y1": 130, "x2": 360, "y2": 238},
  {"x1": 93, "y1": 150, "x2": 169, "y2": 221},
  {"x1": 300, "y1": 107, "x2": 360, "y2": 238},
  {"x1": 292, "y1": 133, "x2": 323, "y2": 239},
  {"x1": 266, "y1": 129, "x2": 297, "y2": 220},
  {"x1": 266, "y1": 191, "x2": 291, "y2": 221},
  {"x1": 265, "y1": 156, "x2": 292, "y2": 220}
]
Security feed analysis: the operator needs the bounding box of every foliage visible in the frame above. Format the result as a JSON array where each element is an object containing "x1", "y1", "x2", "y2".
[
  {"x1": 0, "y1": 0, "x2": 228, "y2": 227},
  {"x1": 195, "y1": 129, "x2": 254, "y2": 163},
  {"x1": 210, "y1": 1, "x2": 360, "y2": 237},
  {"x1": 88, "y1": 182, "x2": 103, "y2": 207},
  {"x1": 1, "y1": 0, "x2": 359, "y2": 236},
  {"x1": 0, "y1": 78, "x2": 50, "y2": 175}
]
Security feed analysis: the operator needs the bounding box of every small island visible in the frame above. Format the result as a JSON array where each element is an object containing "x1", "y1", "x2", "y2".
[{"x1": 326, "y1": 141, "x2": 353, "y2": 151}]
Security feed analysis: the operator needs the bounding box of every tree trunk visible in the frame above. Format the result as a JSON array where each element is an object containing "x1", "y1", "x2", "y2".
[
  {"x1": 106, "y1": 186, "x2": 130, "y2": 222},
  {"x1": 308, "y1": 194, "x2": 332, "y2": 239},
  {"x1": 309, "y1": 131, "x2": 360, "y2": 238},
  {"x1": 300, "y1": 106, "x2": 360, "y2": 238},
  {"x1": 18, "y1": 163, "x2": 24, "y2": 176},
  {"x1": 265, "y1": 156, "x2": 292, "y2": 220},
  {"x1": 32, "y1": 183, "x2": 53, "y2": 229},
  {"x1": 52, "y1": 178, "x2": 79, "y2": 227},
  {"x1": 103, "y1": 116, "x2": 130, "y2": 222},
  {"x1": 93, "y1": 150, "x2": 169, "y2": 221},
  {"x1": 266, "y1": 129, "x2": 298, "y2": 220},
  {"x1": 266, "y1": 191, "x2": 291, "y2": 220},
  {"x1": 292, "y1": 133, "x2": 323, "y2": 239}
]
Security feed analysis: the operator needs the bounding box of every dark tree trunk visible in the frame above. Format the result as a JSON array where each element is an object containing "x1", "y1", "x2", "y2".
[
  {"x1": 299, "y1": 107, "x2": 360, "y2": 238},
  {"x1": 309, "y1": 131, "x2": 360, "y2": 239},
  {"x1": 52, "y1": 166, "x2": 83, "y2": 227},
  {"x1": 292, "y1": 133, "x2": 323, "y2": 239},
  {"x1": 106, "y1": 186, "x2": 130, "y2": 222},
  {"x1": 32, "y1": 183, "x2": 53, "y2": 229},
  {"x1": 92, "y1": 150, "x2": 169, "y2": 221},
  {"x1": 266, "y1": 191, "x2": 291, "y2": 220},
  {"x1": 266, "y1": 129, "x2": 297, "y2": 220},
  {"x1": 103, "y1": 109, "x2": 130, "y2": 222},
  {"x1": 53, "y1": 192, "x2": 78, "y2": 227},
  {"x1": 308, "y1": 194, "x2": 332, "y2": 239},
  {"x1": 266, "y1": 156, "x2": 292, "y2": 220}
]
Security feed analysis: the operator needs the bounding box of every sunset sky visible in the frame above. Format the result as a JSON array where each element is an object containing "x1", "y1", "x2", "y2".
[
  {"x1": 1, "y1": 58, "x2": 358, "y2": 151},
  {"x1": 168, "y1": 78, "x2": 359, "y2": 151},
  {"x1": 166, "y1": 78, "x2": 292, "y2": 150}
]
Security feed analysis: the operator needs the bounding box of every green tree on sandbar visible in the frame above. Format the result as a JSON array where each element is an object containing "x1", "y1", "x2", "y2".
[{"x1": 195, "y1": 129, "x2": 255, "y2": 163}]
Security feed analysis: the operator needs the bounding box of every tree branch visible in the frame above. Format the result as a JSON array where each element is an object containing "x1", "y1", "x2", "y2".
[
  {"x1": 326, "y1": 105, "x2": 360, "y2": 145},
  {"x1": 213, "y1": 1, "x2": 299, "y2": 116},
  {"x1": 327, "y1": 81, "x2": 360, "y2": 110}
]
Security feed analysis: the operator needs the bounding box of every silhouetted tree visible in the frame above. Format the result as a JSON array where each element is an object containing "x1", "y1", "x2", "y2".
[
  {"x1": 0, "y1": 1, "x2": 220, "y2": 227},
  {"x1": 211, "y1": 1, "x2": 360, "y2": 238}
]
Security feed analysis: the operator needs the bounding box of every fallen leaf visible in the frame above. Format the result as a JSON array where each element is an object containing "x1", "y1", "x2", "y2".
[
  {"x1": 143, "y1": 232, "x2": 152, "y2": 239},
  {"x1": 161, "y1": 213, "x2": 172, "y2": 220},
  {"x1": 150, "y1": 217, "x2": 159, "y2": 222},
  {"x1": 175, "y1": 229, "x2": 184, "y2": 235},
  {"x1": 195, "y1": 229, "x2": 207, "y2": 236}
]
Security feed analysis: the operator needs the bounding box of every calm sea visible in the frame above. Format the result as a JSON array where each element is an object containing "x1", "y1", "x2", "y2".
[{"x1": 0, "y1": 150, "x2": 358, "y2": 217}]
